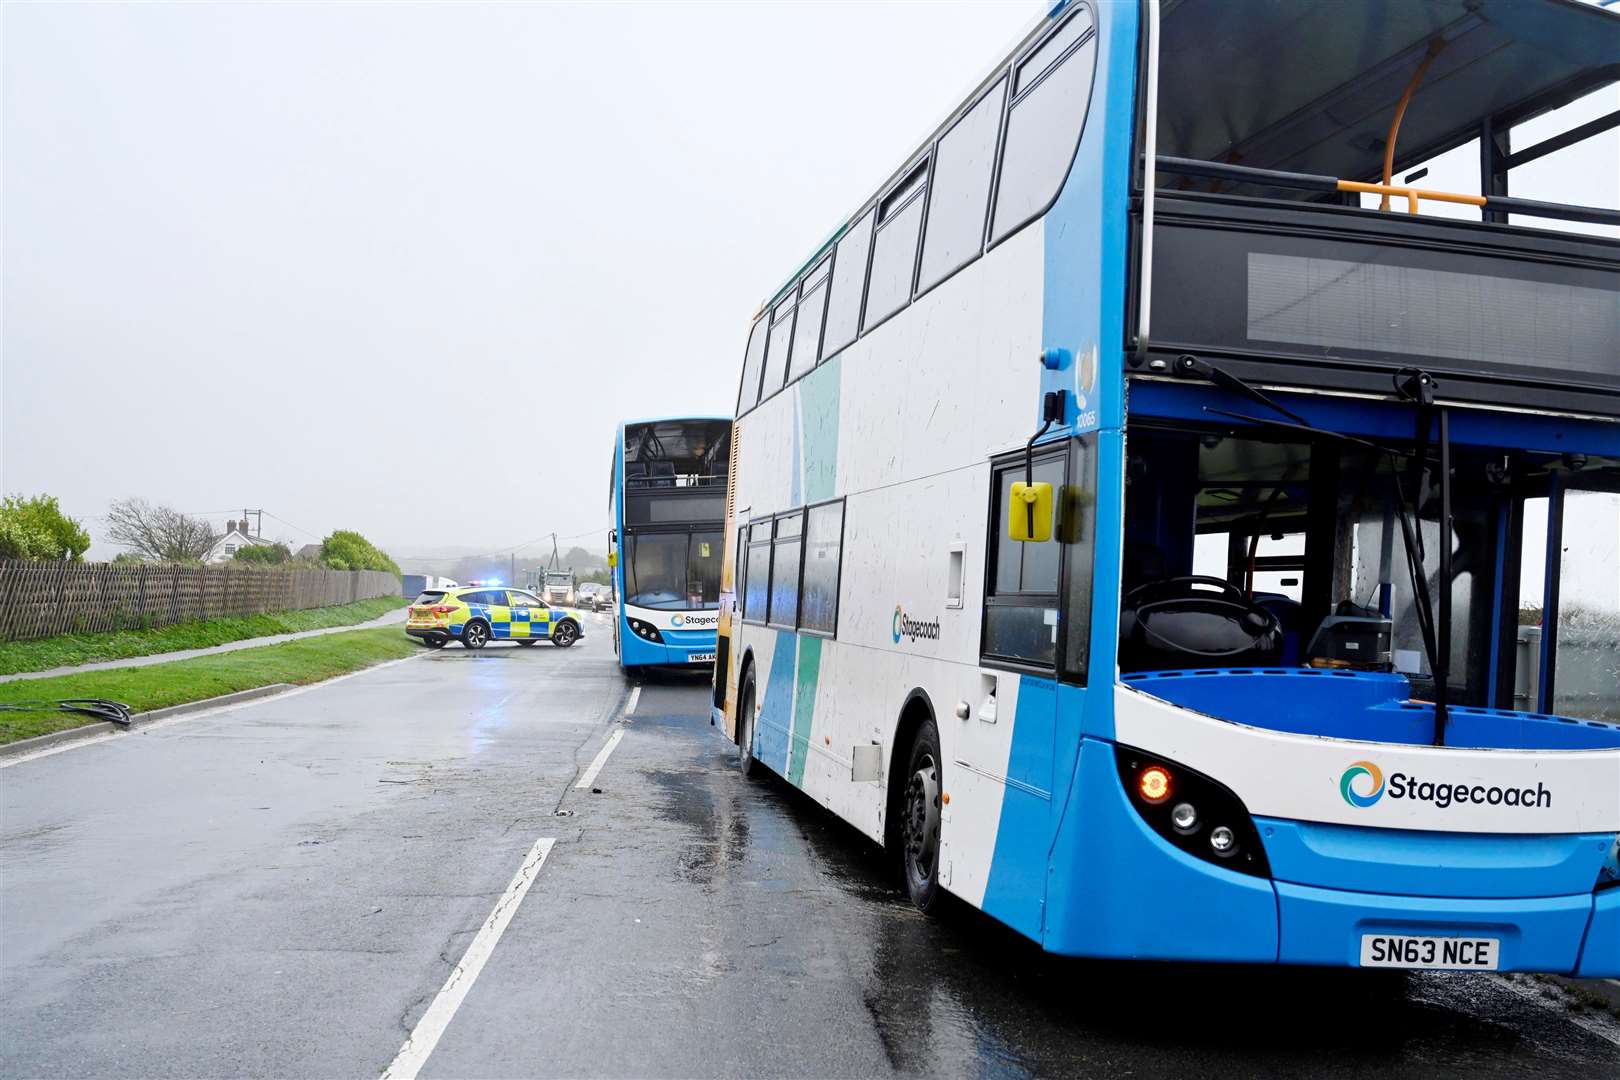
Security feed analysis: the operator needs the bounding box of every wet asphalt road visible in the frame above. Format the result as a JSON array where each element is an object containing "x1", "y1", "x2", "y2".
[{"x1": 2, "y1": 619, "x2": 1618, "y2": 1078}]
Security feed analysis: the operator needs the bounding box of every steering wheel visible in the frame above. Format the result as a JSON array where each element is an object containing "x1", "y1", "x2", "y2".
[{"x1": 1120, "y1": 575, "x2": 1283, "y2": 669}]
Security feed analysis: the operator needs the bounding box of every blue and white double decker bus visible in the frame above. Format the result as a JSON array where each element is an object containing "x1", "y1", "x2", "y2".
[
  {"x1": 608, "y1": 417, "x2": 732, "y2": 673},
  {"x1": 714, "y1": 0, "x2": 1620, "y2": 976}
]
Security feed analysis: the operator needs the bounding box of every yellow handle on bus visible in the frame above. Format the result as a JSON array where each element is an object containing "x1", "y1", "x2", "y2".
[{"x1": 1008, "y1": 481, "x2": 1054, "y2": 543}]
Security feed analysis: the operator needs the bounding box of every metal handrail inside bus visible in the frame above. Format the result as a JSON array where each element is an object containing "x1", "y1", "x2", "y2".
[{"x1": 1155, "y1": 155, "x2": 1620, "y2": 227}]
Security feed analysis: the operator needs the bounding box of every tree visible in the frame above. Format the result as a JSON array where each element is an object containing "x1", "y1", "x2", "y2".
[
  {"x1": 318, "y1": 530, "x2": 400, "y2": 574},
  {"x1": 105, "y1": 498, "x2": 218, "y2": 562},
  {"x1": 0, "y1": 494, "x2": 91, "y2": 560},
  {"x1": 233, "y1": 542, "x2": 292, "y2": 565}
]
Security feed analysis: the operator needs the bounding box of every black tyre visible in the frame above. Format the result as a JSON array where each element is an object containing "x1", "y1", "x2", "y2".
[
  {"x1": 552, "y1": 620, "x2": 579, "y2": 648},
  {"x1": 461, "y1": 620, "x2": 490, "y2": 650},
  {"x1": 737, "y1": 668, "x2": 761, "y2": 778},
  {"x1": 899, "y1": 718, "x2": 944, "y2": 914},
  {"x1": 425, "y1": 637, "x2": 447, "y2": 650},
  {"x1": 517, "y1": 638, "x2": 540, "y2": 647}
]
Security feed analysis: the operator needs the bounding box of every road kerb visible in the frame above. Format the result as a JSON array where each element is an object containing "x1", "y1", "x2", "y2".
[{"x1": 0, "y1": 683, "x2": 295, "y2": 760}]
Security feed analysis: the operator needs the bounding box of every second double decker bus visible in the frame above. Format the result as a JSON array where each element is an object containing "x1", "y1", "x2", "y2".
[
  {"x1": 608, "y1": 417, "x2": 731, "y2": 673},
  {"x1": 713, "y1": 0, "x2": 1620, "y2": 976}
]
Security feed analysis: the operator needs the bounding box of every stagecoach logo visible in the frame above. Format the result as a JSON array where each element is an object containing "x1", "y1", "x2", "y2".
[
  {"x1": 670, "y1": 613, "x2": 718, "y2": 628},
  {"x1": 892, "y1": 606, "x2": 941, "y2": 644},
  {"x1": 1340, "y1": 760, "x2": 1552, "y2": 812},
  {"x1": 1339, "y1": 761, "x2": 1385, "y2": 807}
]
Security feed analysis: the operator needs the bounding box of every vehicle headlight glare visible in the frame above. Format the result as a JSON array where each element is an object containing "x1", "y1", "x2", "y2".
[
  {"x1": 1171, "y1": 802, "x2": 1199, "y2": 834},
  {"x1": 1210, "y1": 825, "x2": 1237, "y2": 856}
]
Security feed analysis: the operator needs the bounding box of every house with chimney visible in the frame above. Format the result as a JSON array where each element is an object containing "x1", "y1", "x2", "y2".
[{"x1": 204, "y1": 519, "x2": 269, "y2": 565}]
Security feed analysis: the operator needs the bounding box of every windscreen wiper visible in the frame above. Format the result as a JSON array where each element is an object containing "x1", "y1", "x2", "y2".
[{"x1": 1181, "y1": 356, "x2": 1451, "y2": 745}]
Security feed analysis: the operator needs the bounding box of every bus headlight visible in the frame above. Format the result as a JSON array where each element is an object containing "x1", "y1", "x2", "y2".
[
  {"x1": 1116, "y1": 745, "x2": 1270, "y2": 878},
  {"x1": 627, "y1": 618, "x2": 664, "y2": 643}
]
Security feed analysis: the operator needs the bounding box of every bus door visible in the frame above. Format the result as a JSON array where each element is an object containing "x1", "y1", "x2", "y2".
[{"x1": 964, "y1": 452, "x2": 1066, "y2": 934}]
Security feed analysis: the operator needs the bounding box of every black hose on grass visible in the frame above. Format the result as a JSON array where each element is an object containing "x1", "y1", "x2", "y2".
[{"x1": 0, "y1": 699, "x2": 134, "y2": 727}]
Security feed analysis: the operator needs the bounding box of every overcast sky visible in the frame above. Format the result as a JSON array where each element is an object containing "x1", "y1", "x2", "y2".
[{"x1": 2, "y1": 0, "x2": 1036, "y2": 562}]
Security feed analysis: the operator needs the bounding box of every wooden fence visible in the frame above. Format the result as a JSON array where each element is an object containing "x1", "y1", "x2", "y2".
[{"x1": 0, "y1": 560, "x2": 400, "y2": 642}]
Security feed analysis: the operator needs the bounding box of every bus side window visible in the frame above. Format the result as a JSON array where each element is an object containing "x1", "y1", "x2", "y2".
[
  {"x1": 864, "y1": 161, "x2": 930, "y2": 331},
  {"x1": 761, "y1": 296, "x2": 796, "y2": 403},
  {"x1": 984, "y1": 453, "x2": 1066, "y2": 668},
  {"x1": 737, "y1": 317, "x2": 767, "y2": 416},
  {"x1": 918, "y1": 76, "x2": 1007, "y2": 293},
  {"x1": 991, "y1": 8, "x2": 1097, "y2": 244},
  {"x1": 743, "y1": 522, "x2": 771, "y2": 622},
  {"x1": 821, "y1": 210, "x2": 874, "y2": 361}
]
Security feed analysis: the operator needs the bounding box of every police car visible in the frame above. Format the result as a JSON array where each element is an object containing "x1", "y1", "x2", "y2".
[{"x1": 406, "y1": 585, "x2": 584, "y2": 650}]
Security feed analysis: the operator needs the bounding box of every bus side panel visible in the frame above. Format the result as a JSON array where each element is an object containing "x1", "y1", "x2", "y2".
[{"x1": 1045, "y1": 737, "x2": 1281, "y2": 961}]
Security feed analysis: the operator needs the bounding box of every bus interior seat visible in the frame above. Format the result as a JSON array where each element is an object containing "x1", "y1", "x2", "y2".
[{"x1": 648, "y1": 461, "x2": 676, "y2": 488}]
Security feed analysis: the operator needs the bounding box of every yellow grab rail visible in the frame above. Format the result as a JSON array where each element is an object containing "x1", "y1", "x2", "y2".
[{"x1": 1336, "y1": 180, "x2": 1487, "y2": 214}]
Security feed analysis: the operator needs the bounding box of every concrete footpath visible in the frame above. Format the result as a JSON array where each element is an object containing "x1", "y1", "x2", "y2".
[{"x1": 0, "y1": 605, "x2": 407, "y2": 684}]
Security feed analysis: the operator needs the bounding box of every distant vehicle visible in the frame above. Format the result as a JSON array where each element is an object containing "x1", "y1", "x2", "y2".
[
  {"x1": 400, "y1": 574, "x2": 457, "y2": 599},
  {"x1": 576, "y1": 582, "x2": 611, "y2": 612},
  {"x1": 608, "y1": 417, "x2": 730, "y2": 671},
  {"x1": 406, "y1": 585, "x2": 583, "y2": 650},
  {"x1": 542, "y1": 570, "x2": 577, "y2": 606}
]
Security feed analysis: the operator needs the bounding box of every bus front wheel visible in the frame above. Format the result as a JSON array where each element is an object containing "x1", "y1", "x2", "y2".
[
  {"x1": 900, "y1": 719, "x2": 944, "y2": 914},
  {"x1": 737, "y1": 668, "x2": 761, "y2": 779}
]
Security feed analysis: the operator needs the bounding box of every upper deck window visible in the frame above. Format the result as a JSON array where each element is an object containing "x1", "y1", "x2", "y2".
[
  {"x1": 991, "y1": 11, "x2": 1097, "y2": 244},
  {"x1": 864, "y1": 161, "x2": 929, "y2": 330},
  {"x1": 919, "y1": 77, "x2": 1007, "y2": 292},
  {"x1": 820, "y1": 211, "x2": 874, "y2": 361},
  {"x1": 789, "y1": 258, "x2": 830, "y2": 382},
  {"x1": 736, "y1": 317, "x2": 767, "y2": 415},
  {"x1": 761, "y1": 296, "x2": 796, "y2": 401}
]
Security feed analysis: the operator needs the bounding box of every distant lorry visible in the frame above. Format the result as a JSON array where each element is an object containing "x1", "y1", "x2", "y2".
[
  {"x1": 542, "y1": 570, "x2": 577, "y2": 606},
  {"x1": 401, "y1": 574, "x2": 457, "y2": 599}
]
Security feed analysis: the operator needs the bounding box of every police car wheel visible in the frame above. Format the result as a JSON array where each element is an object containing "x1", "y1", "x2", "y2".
[
  {"x1": 517, "y1": 639, "x2": 539, "y2": 647},
  {"x1": 461, "y1": 620, "x2": 490, "y2": 649},
  {"x1": 425, "y1": 638, "x2": 447, "y2": 649},
  {"x1": 552, "y1": 620, "x2": 579, "y2": 648}
]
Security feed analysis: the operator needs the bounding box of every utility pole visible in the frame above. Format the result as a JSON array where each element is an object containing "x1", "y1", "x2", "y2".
[
  {"x1": 240, "y1": 509, "x2": 264, "y2": 539},
  {"x1": 510, "y1": 552, "x2": 516, "y2": 588}
]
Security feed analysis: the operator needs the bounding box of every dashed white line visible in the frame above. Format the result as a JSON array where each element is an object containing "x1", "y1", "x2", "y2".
[
  {"x1": 574, "y1": 729, "x2": 624, "y2": 790},
  {"x1": 382, "y1": 837, "x2": 557, "y2": 1079},
  {"x1": 627, "y1": 685, "x2": 641, "y2": 716}
]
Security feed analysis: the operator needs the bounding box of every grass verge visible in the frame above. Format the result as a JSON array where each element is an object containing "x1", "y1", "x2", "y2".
[
  {"x1": 0, "y1": 626, "x2": 419, "y2": 745},
  {"x1": 0, "y1": 595, "x2": 408, "y2": 676}
]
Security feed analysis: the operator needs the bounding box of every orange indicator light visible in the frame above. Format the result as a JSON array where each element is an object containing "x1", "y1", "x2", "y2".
[{"x1": 1139, "y1": 766, "x2": 1172, "y2": 804}]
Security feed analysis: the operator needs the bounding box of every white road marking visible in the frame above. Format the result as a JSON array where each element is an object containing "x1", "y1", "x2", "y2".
[
  {"x1": 382, "y1": 837, "x2": 557, "y2": 1079},
  {"x1": 574, "y1": 729, "x2": 624, "y2": 789},
  {"x1": 627, "y1": 685, "x2": 641, "y2": 715},
  {"x1": 0, "y1": 654, "x2": 426, "y2": 769}
]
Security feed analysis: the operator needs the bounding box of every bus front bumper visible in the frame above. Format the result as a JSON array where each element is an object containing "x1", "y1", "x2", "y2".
[
  {"x1": 1037, "y1": 739, "x2": 1619, "y2": 976},
  {"x1": 619, "y1": 626, "x2": 717, "y2": 667}
]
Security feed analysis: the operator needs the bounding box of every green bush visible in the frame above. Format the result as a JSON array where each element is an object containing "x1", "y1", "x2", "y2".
[
  {"x1": 0, "y1": 494, "x2": 91, "y2": 560},
  {"x1": 233, "y1": 542, "x2": 293, "y2": 565},
  {"x1": 318, "y1": 530, "x2": 400, "y2": 574}
]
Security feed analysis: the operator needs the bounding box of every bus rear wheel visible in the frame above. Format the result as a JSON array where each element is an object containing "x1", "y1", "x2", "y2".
[
  {"x1": 737, "y1": 668, "x2": 761, "y2": 779},
  {"x1": 900, "y1": 719, "x2": 944, "y2": 914}
]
